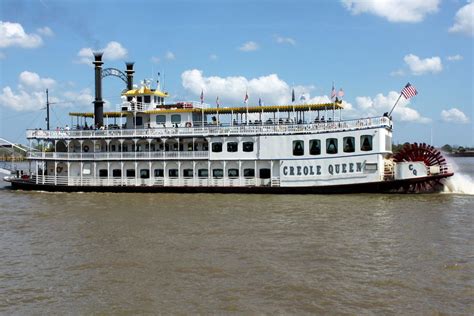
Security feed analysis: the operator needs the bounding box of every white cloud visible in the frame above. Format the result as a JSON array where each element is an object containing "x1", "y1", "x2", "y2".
[
  {"x1": 447, "y1": 54, "x2": 463, "y2": 61},
  {"x1": 103, "y1": 41, "x2": 128, "y2": 60},
  {"x1": 150, "y1": 56, "x2": 160, "y2": 63},
  {"x1": 341, "y1": 0, "x2": 439, "y2": 23},
  {"x1": 76, "y1": 47, "x2": 94, "y2": 64},
  {"x1": 354, "y1": 91, "x2": 430, "y2": 123},
  {"x1": 209, "y1": 54, "x2": 218, "y2": 60},
  {"x1": 62, "y1": 88, "x2": 94, "y2": 107},
  {"x1": 0, "y1": 87, "x2": 47, "y2": 111},
  {"x1": 403, "y1": 54, "x2": 442, "y2": 75},
  {"x1": 449, "y1": 1, "x2": 474, "y2": 36},
  {"x1": 19, "y1": 71, "x2": 56, "y2": 90},
  {"x1": 0, "y1": 21, "x2": 43, "y2": 48},
  {"x1": 76, "y1": 41, "x2": 128, "y2": 64},
  {"x1": 181, "y1": 69, "x2": 337, "y2": 107},
  {"x1": 165, "y1": 51, "x2": 175, "y2": 60},
  {"x1": 239, "y1": 41, "x2": 259, "y2": 52},
  {"x1": 441, "y1": 108, "x2": 469, "y2": 124},
  {"x1": 390, "y1": 69, "x2": 405, "y2": 76},
  {"x1": 0, "y1": 71, "x2": 93, "y2": 112},
  {"x1": 36, "y1": 26, "x2": 54, "y2": 37},
  {"x1": 275, "y1": 35, "x2": 296, "y2": 45}
]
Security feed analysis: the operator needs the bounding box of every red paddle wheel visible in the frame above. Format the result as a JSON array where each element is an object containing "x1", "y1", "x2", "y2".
[{"x1": 393, "y1": 142, "x2": 449, "y2": 193}]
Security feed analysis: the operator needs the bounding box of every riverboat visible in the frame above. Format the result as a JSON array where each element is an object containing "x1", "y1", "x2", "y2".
[{"x1": 6, "y1": 53, "x2": 454, "y2": 193}]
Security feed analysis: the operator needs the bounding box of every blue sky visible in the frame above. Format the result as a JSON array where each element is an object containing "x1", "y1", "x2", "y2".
[{"x1": 0, "y1": 0, "x2": 472, "y2": 146}]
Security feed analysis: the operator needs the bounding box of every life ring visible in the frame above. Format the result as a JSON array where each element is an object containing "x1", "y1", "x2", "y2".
[
  {"x1": 185, "y1": 122, "x2": 192, "y2": 128},
  {"x1": 56, "y1": 166, "x2": 63, "y2": 173},
  {"x1": 83, "y1": 145, "x2": 89, "y2": 152}
]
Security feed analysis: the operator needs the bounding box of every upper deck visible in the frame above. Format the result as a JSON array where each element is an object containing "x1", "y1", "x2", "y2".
[{"x1": 27, "y1": 116, "x2": 392, "y2": 140}]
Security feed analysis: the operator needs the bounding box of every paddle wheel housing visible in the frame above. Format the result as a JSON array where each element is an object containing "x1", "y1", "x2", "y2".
[{"x1": 392, "y1": 143, "x2": 451, "y2": 193}]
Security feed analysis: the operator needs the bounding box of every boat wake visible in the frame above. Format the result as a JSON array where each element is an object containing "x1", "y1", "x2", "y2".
[{"x1": 442, "y1": 160, "x2": 474, "y2": 195}]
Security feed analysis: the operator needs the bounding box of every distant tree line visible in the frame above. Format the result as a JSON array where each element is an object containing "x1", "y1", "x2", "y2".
[{"x1": 391, "y1": 143, "x2": 473, "y2": 154}]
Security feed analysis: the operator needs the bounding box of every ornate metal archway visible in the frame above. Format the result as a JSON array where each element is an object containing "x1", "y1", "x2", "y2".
[{"x1": 101, "y1": 67, "x2": 127, "y2": 84}]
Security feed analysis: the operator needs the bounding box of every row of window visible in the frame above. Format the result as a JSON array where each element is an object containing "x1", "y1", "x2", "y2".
[
  {"x1": 156, "y1": 114, "x2": 182, "y2": 124},
  {"x1": 98, "y1": 168, "x2": 271, "y2": 179},
  {"x1": 107, "y1": 143, "x2": 208, "y2": 152},
  {"x1": 127, "y1": 96, "x2": 164, "y2": 104},
  {"x1": 292, "y1": 135, "x2": 373, "y2": 156},
  {"x1": 212, "y1": 141, "x2": 254, "y2": 153}
]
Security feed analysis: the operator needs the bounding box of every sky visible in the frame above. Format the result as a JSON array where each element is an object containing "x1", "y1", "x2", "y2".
[{"x1": 0, "y1": 0, "x2": 472, "y2": 146}]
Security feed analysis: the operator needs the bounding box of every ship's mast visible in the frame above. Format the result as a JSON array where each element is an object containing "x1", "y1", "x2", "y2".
[{"x1": 46, "y1": 89, "x2": 50, "y2": 130}]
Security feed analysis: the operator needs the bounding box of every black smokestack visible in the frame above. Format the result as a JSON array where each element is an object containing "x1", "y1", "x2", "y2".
[
  {"x1": 93, "y1": 52, "x2": 104, "y2": 127},
  {"x1": 125, "y1": 62, "x2": 135, "y2": 91}
]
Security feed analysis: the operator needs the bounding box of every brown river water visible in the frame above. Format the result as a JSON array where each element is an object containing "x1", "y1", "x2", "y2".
[{"x1": 0, "y1": 158, "x2": 473, "y2": 314}]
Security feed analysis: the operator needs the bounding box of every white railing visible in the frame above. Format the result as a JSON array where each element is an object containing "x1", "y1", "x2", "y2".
[
  {"x1": 26, "y1": 116, "x2": 391, "y2": 140},
  {"x1": 30, "y1": 175, "x2": 275, "y2": 187},
  {"x1": 27, "y1": 150, "x2": 209, "y2": 160}
]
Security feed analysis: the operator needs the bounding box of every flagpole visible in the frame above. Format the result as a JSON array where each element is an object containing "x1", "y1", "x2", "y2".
[{"x1": 388, "y1": 93, "x2": 403, "y2": 117}]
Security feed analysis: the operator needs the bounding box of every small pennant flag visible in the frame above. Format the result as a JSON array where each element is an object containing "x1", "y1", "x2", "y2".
[
  {"x1": 338, "y1": 88, "x2": 344, "y2": 98},
  {"x1": 300, "y1": 95, "x2": 306, "y2": 101},
  {"x1": 292, "y1": 88, "x2": 295, "y2": 102},
  {"x1": 244, "y1": 91, "x2": 249, "y2": 104},
  {"x1": 258, "y1": 97, "x2": 262, "y2": 106},
  {"x1": 200, "y1": 89, "x2": 204, "y2": 104},
  {"x1": 216, "y1": 96, "x2": 220, "y2": 108},
  {"x1": 401, "y1": 83, "x2": 418, "y2": 99}
]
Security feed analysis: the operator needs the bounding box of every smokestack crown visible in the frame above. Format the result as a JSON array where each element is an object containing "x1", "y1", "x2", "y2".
[
  {"x1": 125, "y1": 62, "x2": 135, "y2": 72},
  {"x1": 93, "y1": 52, "x2": 104, "y2": 65}
]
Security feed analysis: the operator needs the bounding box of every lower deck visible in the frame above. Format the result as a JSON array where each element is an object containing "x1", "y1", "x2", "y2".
[{"x1": 9, "y1": 172, "x2": 452, "y2": 194}]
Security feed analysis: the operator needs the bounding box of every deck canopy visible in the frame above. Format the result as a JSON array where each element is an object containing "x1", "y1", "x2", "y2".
[
  {"x1": 122, "y1": 86, "x2": 168, "y2": 97},
  {"x1": 69, "y1": 102, "x2": 343, "y2": 117}
]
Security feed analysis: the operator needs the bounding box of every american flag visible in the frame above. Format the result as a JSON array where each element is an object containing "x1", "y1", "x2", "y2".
[
  {"x1": 291, "y1": 89, "x2": 295, "y2": 102},
  {"x1": 216, "y1": 96, "x2": 220, "y2": 108},
  {"x1": 401, "y1": 83, "x2": 418, "y2": 99},
  {"x1": 200, "y1": 89, "x2": 204, "y2": 104},
  {"x1": 331, "y1": 83, "x2": 336, "y2": 100},
  {"x1": 258, "y1": 98, "x2": 262, "y2": 106},
  {"x1": 244, "y1": 91, "x2": 249, "y2": 104}
]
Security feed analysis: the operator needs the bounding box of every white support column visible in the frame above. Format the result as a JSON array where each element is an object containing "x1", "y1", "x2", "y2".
[
  {"x1": 208, "y1": 160, "x2": 211, "y2": 186},
  {"x1": 223, "y1": 160, "x2": 226, "y2": 186},
  {"x1": 79, "y1": 140, "x2": 83, "y2": 160},
  {"x1": 148, "y1": 139, "x2": 152, "y2": 160},
  {"x1": 42, "y1": 160, "x2": 45, "y2": 184},
  {"x1": 67, "y1": 162, "x2": 71, "y2": 186},
  {"x1": 93, "y1": 162, "x2": 97, "y2": 186},
  {"x1": 54, "y1": 161, "x2": 57, "y2": 185},
  {"x1": 66, "y1": 140, "x2": 70, "y2": 162},
  {"x1": 106, "y1": 139, "x2": 110, "y2": 160},
  {"x1": 135, "y1": 161, "x2": 138, "y2": 186},
  {"x1": 35, "y1": 161, "x2": 38, "y2": 184},
  {"x1": 149, "y1": 161, "x2": 152, "y2": 186},
  {"x1": 80, "y1": 162, "x2": 83, "y2": 186},
  {"x1": 270, "y1": 160, "x2": 274, "y2": 186},
  {"x1": 239, "y1": 160, "x2": 242, "y2": 187},
  {"x1": 163, "y1": 161, "x2": 167, "y2": 186},
  {"x1": 193, "y1": 160, "x2": 196, "y2": 187},
  {"x1": 107, "y1": 162, "x2": 110, "y2": 186},
  {"x1": 121, "y1": 161, "x2": 124, "y2": 186},
  {"x1": 133, "y1": 139, "x2": 138, "y2": 160},
  {"x1": 254, "y1": 160, "x2": 257, "y2": 186},
  {"x1": 163, "y1": 138, "x2": 166, "y2": 159}
]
